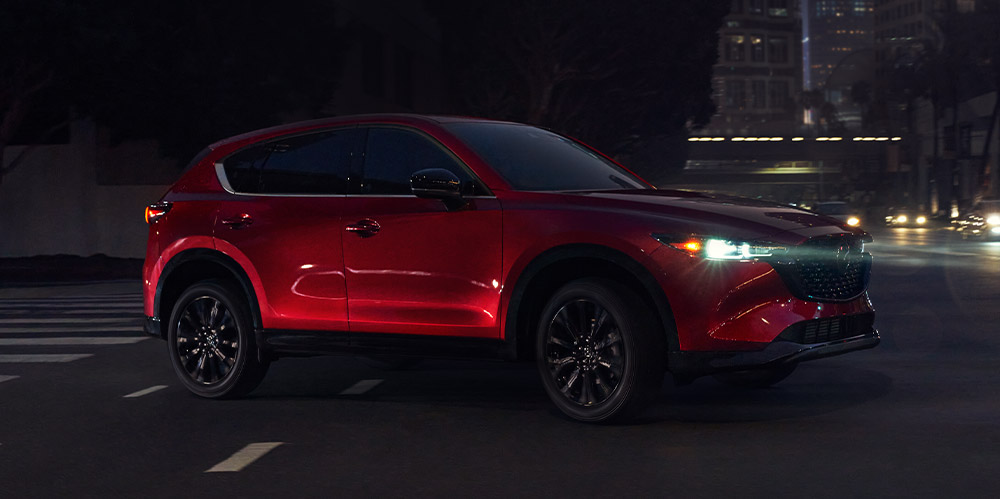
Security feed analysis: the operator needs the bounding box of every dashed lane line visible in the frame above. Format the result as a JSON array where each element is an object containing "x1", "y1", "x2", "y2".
[
  {"x1": 339, "y1": 379, "x2": 384, "y2": 395},
  {"x1": 0, "y1": 354, "x2": 93, "y2": 363},
  {"x1": 0, "y1": 375, "x2": 18, "y2": 384},
  {"x1": 123, "y1": 385, "x2": 168, "y2": 398},
  {"x1": 205, "y1": 442, "x2": 285, "y2": 473},
  {"x1": 0, "y1": 337, "x2": 148, "y2": 346}
]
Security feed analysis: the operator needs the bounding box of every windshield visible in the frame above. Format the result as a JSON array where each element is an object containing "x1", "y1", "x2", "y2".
[{"x1": 444, "y1": 122, "x2": 649, "y2": 191}]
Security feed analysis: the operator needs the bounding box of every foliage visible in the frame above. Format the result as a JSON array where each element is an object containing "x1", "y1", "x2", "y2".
[{"x1": 429, "y1": 0, "x2": 729, "y2": 178}]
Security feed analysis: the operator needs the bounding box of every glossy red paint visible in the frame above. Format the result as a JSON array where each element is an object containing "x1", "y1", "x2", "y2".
[{"x1": 145, "y1": 114, "x2": 876, "y2": 377}]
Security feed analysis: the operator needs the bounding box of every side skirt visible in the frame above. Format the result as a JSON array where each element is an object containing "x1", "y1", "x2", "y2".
[{"x1": 259, "y1": 329, "x2": 506, "y2": 360}]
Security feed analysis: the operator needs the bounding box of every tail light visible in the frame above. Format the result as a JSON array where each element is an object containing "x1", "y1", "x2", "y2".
[{"x1": 145, "y1": 202, "x2": 172, "y2": 224}]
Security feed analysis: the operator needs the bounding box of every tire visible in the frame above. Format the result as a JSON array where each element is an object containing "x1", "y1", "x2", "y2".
[
  {"x1": 536, "y1": 278, "x2": 665, "y2": 423},
  {"x1": 712, "y1": 363, "x2": 797, "y2": 389},
  {"x1": 167, "y1": 280, "x2": 269, "y2": 398}
]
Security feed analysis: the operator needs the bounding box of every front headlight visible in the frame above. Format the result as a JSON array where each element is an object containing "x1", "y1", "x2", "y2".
[
  {"x1": 896, "y1": 215, "x2": 908, "y2": 223},
  {"x1": 652, "y1": 234, "x2": 786, "y2": 261},
  {"x1": 916, "y1": 216, "x2": 927, "y2": 224},
  {"x1": 847, "y1": 216, "x2": 861, "y2": 227},
  {"x1": 987, "y1": 214, "x2": 1000, "y2": 225}
]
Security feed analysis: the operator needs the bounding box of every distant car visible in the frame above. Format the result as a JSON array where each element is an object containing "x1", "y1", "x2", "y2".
[
  {"x1": 955, "y1": 200, "x2": 1000, "y2": 240},
  {"x1": 143, "y1": 114, "x2": 878, "y2": 423},
  {"x1": 813, "y1": 201, "x2": 862, "y2": 228},
  {"x1": 884, "y1": 207, "x2": 928, "y2": 227}
]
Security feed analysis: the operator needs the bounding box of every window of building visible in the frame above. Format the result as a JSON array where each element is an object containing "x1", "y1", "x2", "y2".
[
  {"x1": 748, "y1": 0, "x2": 764, "y2": 15},
  {"x1": 768, "y1": 80, "x2": 790, "y2": 110},
  {"x1": 751, "y1": 80, "x2": 767, "y2": 108},
  {"x1": 750, "y1": 35, "x2": 766, "y2": 62},
  {"x1": 725, "y1": 80, "x2": 747, "y2": 109},
  {"x1": 731, "y1": 0, "x2": 744, "y2": 14},
  {"x1": 768, "y1": 36, "x2": 788, "y2": 63},
  {"x1": 767, "y1": 0, "x2": 789, "y2": 17},
  {"x1": 724, "y1": 34, "x2": 746, "y2": 62}
]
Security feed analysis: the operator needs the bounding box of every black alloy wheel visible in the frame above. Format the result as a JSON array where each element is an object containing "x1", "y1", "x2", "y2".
[
  {"x1": 167, "y1": 280, "x2": 268, "y2": 398},
  {"x1": 536, "y1": 278, "x2": 665, "y2": 423}
]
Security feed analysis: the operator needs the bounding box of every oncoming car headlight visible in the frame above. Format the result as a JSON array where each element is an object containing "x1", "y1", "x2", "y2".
[
  {"x1": 847, "y1": 216, "x2": 861, "y2": 227},
  {"x1": 987, "y1": 214, "x2": 1000, "y2": 226},
  {"x1": 652, "y1": 234, "x2": 786, "y2": 261}
]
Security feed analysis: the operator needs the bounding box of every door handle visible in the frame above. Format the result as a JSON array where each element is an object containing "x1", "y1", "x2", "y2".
[
  {"x1": 345, "y1": 219, "x2": 380, "y2": 237},
  {"x1": 221, "y1": 213, "x2": 253, "y2": 229}
]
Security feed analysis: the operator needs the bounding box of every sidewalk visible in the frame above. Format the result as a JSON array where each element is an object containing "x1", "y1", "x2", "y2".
[{"x1": 0, "y1": 255, "x2": 143, "y2": 297}]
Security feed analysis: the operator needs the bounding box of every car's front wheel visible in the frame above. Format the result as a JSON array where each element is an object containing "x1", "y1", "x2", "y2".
[
  {"x1": 536, "y1": 278, "x2": 665, "y2": 423},
  {"x1": 167, "y1": 280, "x2": 269, "y2": 398}
]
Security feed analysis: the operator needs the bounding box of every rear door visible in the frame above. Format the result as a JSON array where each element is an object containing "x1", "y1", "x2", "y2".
[
  {"x1": 341, "y1": 126, "x2": 502, "y2": 339},
  {"x1": 214, "y1": 127, "x2": 361, "y2": 332}
]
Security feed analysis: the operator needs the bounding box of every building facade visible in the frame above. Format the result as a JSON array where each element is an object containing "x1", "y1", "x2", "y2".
[{"x1": 703, "y1": 0, "x2": 803, "y2": 136}]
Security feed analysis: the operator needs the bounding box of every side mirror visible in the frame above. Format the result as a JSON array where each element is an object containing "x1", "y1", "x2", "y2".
[{"x1": 410, "y1": 168, "x2": 463, "y2": 201}]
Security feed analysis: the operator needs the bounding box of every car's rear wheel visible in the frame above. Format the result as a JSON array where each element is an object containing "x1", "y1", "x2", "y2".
[
  {"x1": 712, "y1": 363, "x2": 797, "y2": 388},
  {"x1": 536, "y1": 278, "x2": 665, "y2": 423},
  {"x1": 167, "y1": 280, "x2": 269, "y2": 398}
]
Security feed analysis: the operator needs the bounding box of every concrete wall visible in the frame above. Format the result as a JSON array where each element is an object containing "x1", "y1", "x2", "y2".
[{"x1": 0, "y1": 120, "x2": 170, "y2": 258}]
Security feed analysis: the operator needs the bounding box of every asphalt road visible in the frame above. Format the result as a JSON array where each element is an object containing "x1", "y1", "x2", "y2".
[{"x1": 1, "y1": 227, "x2": 998, "y2": 498}]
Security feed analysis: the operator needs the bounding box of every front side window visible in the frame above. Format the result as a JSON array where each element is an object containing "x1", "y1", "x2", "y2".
[
  {"x1": 360, "y1": 127, "x2": 484, "y2": 195},
  {"x1": 444, "y1": 122, "x2": 647, "y2": 192}
]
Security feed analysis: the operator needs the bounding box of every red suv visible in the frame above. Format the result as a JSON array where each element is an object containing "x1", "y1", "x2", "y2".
[{"x1": 143, "y1": 114, "x2": 878, "y2": 422}]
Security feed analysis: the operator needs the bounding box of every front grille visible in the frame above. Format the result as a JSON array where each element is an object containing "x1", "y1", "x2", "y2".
[
  {"x1": 778, "y1": 312, "x2": 875, "y2": 344},
  {"x1": 771, "y1": 234, "x2": 872, "y2": 302}
]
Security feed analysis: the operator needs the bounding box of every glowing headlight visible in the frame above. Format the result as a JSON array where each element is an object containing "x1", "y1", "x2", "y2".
[
  {"x1": 916, "y1": 216, "x2": 927, "y2": 224},
  {"x1": 987, "y1": 214, "x2": 1000, "y2": 225},
  {"x1": 896, "y1": 215, "x2": 908, "y2": 223},
  {"x1": 653, "y1": 234, "x2": 785, "y2": 260},
  {"x1": 847, "y1": 217, "x2": 861, "y2": 227}
]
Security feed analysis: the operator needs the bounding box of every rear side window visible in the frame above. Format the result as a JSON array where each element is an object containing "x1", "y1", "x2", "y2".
[
  {"x1": 223, "y1": 128, "x2": 357, "y2": 195},
  {"x1": 359, "y1": 127, "x2": 485, "y2": 195}
]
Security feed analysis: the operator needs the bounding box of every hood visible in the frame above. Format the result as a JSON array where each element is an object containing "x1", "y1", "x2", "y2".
[{"x1": 572, "y1": 189, "x2": 864, "y2": 244}]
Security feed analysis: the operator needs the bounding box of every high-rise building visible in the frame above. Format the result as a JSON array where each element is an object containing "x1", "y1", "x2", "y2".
[
  {"x1": 703, "y1": 0, "x2": 802, "y2": 136},
  {"x1": 803, "y1": 0, "x2": 874, "y2": 90}
]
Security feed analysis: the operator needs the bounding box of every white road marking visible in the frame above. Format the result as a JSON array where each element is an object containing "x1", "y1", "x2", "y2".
[
  {"x1": 123, "y1": 385, "x2": 168, "y2": 398},
  {"x1": 50, "y1": 308, "x2": 145, "y2": 315},
  {"x1": 0, "y1": 354, "x2": 93, "y2": 363},
  {"x1": 0, "y1": 337, "x2": 148, "y2": 346},
  {"x1": 0, "y1": 375, "x2": 18, "y2": 384},
  {"x1": 0, "y1": 303, "x2": 142, "y2": 309},
  {"x1": 339, "y1": 379, "x2": 383, "y2": 395},
  {"x1": 0, "y1": 326, "x2": 141, "y2": 334},
  {"x1": 205, "y1": 442, "x2": 284, "y2": 473},
  {"x1": 0, "y1": 317, "x2": 142, "y2": 324}
]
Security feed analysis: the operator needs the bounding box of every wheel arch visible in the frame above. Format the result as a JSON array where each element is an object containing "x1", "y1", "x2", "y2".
[
  {"x1": 154, "y1": 248, "x2": 262, "y2": 338},
  {"x1": 502, "y1": 244, "x2": 679, "y2": 361}
]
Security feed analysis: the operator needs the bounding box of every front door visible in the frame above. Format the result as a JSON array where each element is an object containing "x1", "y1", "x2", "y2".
[{"x1": 341, "y1": 126, "x2": 502, "y2": 339}]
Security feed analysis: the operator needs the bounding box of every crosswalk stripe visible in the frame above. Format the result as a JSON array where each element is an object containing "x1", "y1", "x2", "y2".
[
  {"x1": 0, "y1": 317, "x2": 142, "y2": 324},
  {"x1": 0, "y1": 337, "x2": 148, "y2": 346},
  {"x1": 0, "y1": 354, "x2": 93, "y2": 363},
  {"x1": 0, "y1": 303, "x2": 142, "y2": 309},
  {"x1": 0, "y1": 326, "x2": 142, "y2": 334},
  {"x1": 0, "y1": 375, "x2": 18, "y2": 383}
]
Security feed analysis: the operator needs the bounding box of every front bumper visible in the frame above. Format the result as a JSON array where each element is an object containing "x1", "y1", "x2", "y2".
[{"x1": 668, "y1": 328, "x2": 880, "y2": 381}]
